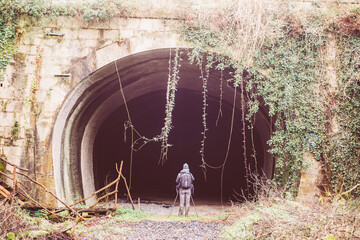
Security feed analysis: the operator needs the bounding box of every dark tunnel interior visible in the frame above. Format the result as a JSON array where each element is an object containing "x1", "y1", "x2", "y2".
[{"x1": 93, "y1": 88, "x2": 266, "y2": 204}]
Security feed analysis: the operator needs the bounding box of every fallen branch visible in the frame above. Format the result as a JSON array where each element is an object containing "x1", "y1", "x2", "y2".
[
  {"x1": 121, "y1": 174, "x2": 135, "y2": 210},
  {"x1": 70, "y1": 161, "x2": 124, "y2": 207},
  {"x1": 90, "y1": 190, "x2": 118, "y2": 208},
  {"x1": 2, "y1": 158, "x2": 134, "y2": 220},
  {"x1": 15, "y1": 171, "x2": 84, "y2": 221},
  {"x1": 0, "y1": 171, "x2": 29, "y2": 190},
  {"x1": 341, "y1": 184, "x2": 360, "y2": 196},
  {"x1": 0, "y1": 185, "x2": 24, "y2": 205},
  {"x1": 11, "y1": 165, "x2": 17, "y2": 205},
  {"x1": 0, "y1": 192, "x2": 11, "y2": 207},
  {"x1": 24, "y1": 206, "x2": 115, "y2": 214},
  {"x1": 0, "y1": 157, "x2": 28, "y2": 172},
  {"x1": 17, "y1": 184, "x2": 74, "y2": 220},
  {"x1": 114, "y1": 162, "x2": 123, "y2": 209}
]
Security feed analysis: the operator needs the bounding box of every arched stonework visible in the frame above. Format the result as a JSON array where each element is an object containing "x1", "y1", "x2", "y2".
[{"x1": 52, "y1": 48, "x2": 273, "y2": 205}]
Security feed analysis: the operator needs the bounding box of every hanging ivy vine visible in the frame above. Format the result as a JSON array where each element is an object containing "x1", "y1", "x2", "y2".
[
  {"x1": 179, "y1": 1, "x2": 360, "y2": 198},
  {"x1": 326, "y1": 34, "x2": 360, "y2": 196},
  {"x1": 1, "y1": 0, "x2": 360, "y2": 199}
]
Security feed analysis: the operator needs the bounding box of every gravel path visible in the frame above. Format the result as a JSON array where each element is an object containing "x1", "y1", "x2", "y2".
[
  {"x1": 123, "y1": 220, "x2": 224, "y2": 240},
  {"x1": 77, "y1": 200, "x2": 229, "y2": 239}
]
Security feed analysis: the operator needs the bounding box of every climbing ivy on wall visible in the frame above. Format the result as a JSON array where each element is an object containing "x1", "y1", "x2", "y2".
[
  {"x1": 0, "y1": 1, "x2": 18, "y2": 81},
  {"x1": 249, "y1": 33, "x2": 327, "y2": 194},
  {"x1": 0, "y1": 0, "x2": 131, "y2": 81},
  {"x1": 326, "y1": 35, "x2": 360, "y2": 196},
  {"x1": 178, "y1": 2, "x2": 360, "y2": 198},
  {"x1": 1, "y1": 0, "x2": 359, "y2": 198}
]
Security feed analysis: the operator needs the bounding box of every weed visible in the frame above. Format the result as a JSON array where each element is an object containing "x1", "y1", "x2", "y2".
[
  {"x1": 10, "y1": 120, "x2": 20, "y2": 144},
  {"x1": 114, "y1": 208, "x2": 150, "y2": 222},
  {"x1": 221, "y1": 197, "x2": 360, "y2": 239}
]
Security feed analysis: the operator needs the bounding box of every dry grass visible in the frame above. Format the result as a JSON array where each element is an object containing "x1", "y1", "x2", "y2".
[
  {"x1": 222, "y1": 180, "x2": 360, "y2": 240},
  {"x1": 0, "y1": 204, "x2": 73, "y2": 239},
  {"x1": 336, "y1": 12, "x2": 360, "y2": 36},
  {"x1": 179, "y1": 0, "x2": 284, "y2": 66},
  {"x1": 0, "y1": 204, "x2": 29, "y2": 238}
]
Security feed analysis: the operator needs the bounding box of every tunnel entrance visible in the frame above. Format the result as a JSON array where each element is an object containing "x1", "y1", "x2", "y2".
[
  {"x1": 53, "y1": 48, "x2": 273, "y2": 205},
  {"x1": 93, "y1": 89, "x2": 265, "y2": 202}
]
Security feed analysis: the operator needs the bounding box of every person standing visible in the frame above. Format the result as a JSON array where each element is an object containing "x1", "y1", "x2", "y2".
[{"x1": 176, "y1": 163, "x2": 195, "y2": 217}]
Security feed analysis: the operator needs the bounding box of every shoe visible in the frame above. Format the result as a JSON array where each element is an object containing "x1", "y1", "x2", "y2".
[
  {"x1": 178, "y1": 207, "x2": 183, "y2": 216},
  {"x1": 185, "y1": 207, "x2": 189, "y2": 217}
]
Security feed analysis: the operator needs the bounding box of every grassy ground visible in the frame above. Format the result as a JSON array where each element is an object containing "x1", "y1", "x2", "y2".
[
  {"x1": 221, "y1": 197, "x2": 360, "y2": 240},
  {"x1": 1, "y1": 196, "x2": 359, "y2": 239}
]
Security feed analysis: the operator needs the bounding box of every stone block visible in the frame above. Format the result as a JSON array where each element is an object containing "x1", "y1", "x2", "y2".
[
  {"x1": 56, "y1": 16, "x2": 78, "y2": 29},
  {"x1": 151, "y1": 19, "x2": 167, "y2": 31},
  {"x1": 48, "y1": 86, "x2": 68, "y2": 105},
  {"x1": 2, "y1": 126, "x2": 12, "y2": 138},
  {"x1": 0, "y1": 137, "x2": 7, "y2": 145},
  {"x1": 3, "y1": 146, "x2": 23, "y2": 165},
  {"x1": 62, "y1": 41, "x2": 91, "y2": 58},
  {"x1": 0, "y1": 85, "x2": 16, "y2": 99},
  {"x1": 138, "y1": 18, "x2": 155, "y2": 31},
  {"x1": 80, "y1": 39, "x2": 99, "y2": 48},
  {"x1": 78, "y1": 29, "x2": 100, "y2": 39},
  {"x1": 25, "y1": 55, "x2": 37, "y2": 65},
  {"x1": 126, "y1": 18, "x2": 142, "y2": 29},
  {"x1": 0, "y1": 112, "x2": 15, "y2": 127},
  {"x1": 296, "y1": 152, "x2": 321, "y2": 203},
  {"x1": 30, "y1": 45, "x2": 41, "y2": 55},
  {"x1": 42, "y1": 38, "x2": 59, "y2": 48},
  {"x1": 39, "y1": 18, "x2": 58, "y2": 28},
  {"x1": 23, "y1": 30, "x2": 44, "y2": 45},
  {"x1": 36, "y1": 120, "x2": 54, "y2": 143},
  {"x1": 62, "y1": 38, "x2": 80, "y2": 49},
  {"x1": 109, "y1": 17, "x2": 122, "y2": 29},
  {"x1": 33, "y1": 37, "x2": 42, "y2": 46},
  {"x1": 13, "y1": 138, "x2": 27, "y2": 147},
  {"x1": 18, "y1": 45, "x2": 31, "y2": 54},
  {"x1": 119, "y1": 29, "x2": 134, "y2": 39},
  {"x1": 100, "y1": 40, "x2": 114, "y2": 48},
  {"x1": 4, "y1": 100, "x2": 24, "y2": 112},
  {"x1": 60, "y1": 28, "x2": 79, "y2": 39},
  {"x1": 96, "y1": 43, "x2": 129, "y2": 69},
  {"x1": 104, "y1": 29, "x2": 119, "y2": 40},
  {"x1": 41, "y1": 62, "x2": 65, "y2": 78}
]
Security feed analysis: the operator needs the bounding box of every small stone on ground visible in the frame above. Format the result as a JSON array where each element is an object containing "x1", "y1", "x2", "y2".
[{"x1": 123, "y1": 221, "x2": 223, "y2": 240}]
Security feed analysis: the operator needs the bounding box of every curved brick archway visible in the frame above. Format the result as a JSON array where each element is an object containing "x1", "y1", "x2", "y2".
[{"x1": 52, "y1": 48, "x2": 274, "y2": 205}]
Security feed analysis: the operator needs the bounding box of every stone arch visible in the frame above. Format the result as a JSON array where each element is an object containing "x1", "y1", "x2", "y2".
[{"x1": 52, "y1": 48, "x2": 274, "y2": 205}]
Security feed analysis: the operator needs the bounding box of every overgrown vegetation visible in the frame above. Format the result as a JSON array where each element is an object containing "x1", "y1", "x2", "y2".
[
  {"x1": 0, "y1": 204, "x2": 208, "y2": 239},
  {"x1": 176, "y1": 0, "x2": 360, "y2": 198},
  {"x1": 0, "y1": 0, "x2": 134, "y2": 81},
  {"x1": 326, "y1": 34, "x2": 360, "y2": 196},
  {"x1": 10, "y1": 120, "x2": 20, "y2": 144},
  {"x1": 222, "y1": 191, "x2": 360, "y2": 239},
  {"x1": 0, "y1": 0, "x2": 359, "y2": 199},
  {"x1": 0, "y1": 204, "x2": 73, "y2": 239}
]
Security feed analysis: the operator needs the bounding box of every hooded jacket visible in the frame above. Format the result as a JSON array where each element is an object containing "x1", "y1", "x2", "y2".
[{"x1": 176, "y1": 163, "x2": 195, "y2": 185}]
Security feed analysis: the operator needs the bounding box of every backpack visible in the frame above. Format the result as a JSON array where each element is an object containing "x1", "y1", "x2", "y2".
[{"x1": 179, "y1": 173, "x2": 192, "y2": 189}]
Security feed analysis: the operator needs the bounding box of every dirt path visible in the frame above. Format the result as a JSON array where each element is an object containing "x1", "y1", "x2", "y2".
[
  {"x1": 77, "y1": 200, "x2": 231, "y2": 239},
  {"x1": 120, "y1": 200, "x2": 230, "y2": 218},
  {"x1": 122, "y1": 220, "x2": 224, "y2": 240}
]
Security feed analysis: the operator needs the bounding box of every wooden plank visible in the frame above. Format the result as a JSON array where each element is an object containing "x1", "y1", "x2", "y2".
[
  {"x1": 0, "y1": 185, "x2": 10, "y2": 197},
  {"x1": 0, "y1": 184, "x2": 24, "y2": 205}
]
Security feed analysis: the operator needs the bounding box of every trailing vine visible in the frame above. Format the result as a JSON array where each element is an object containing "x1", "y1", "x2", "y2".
[
  {"x1": 0, "y1": 0, "x2": 133, "y2": 82},
  {"x1": 10, "y1": 120, "x2": 20, "y2": 144},
  {"x1": 30, "y1": 47, "x2": 43, "y2": 94},
  {"x1": 326, "y1": 34, "x2": 360, "y2": 196},
  {"x1": 179, "y1": 1, "x2": 360, "y2": 198},
  {"x1": 215, "y1": 69, "x2": 224, "y2": 127},
  {"x1": 1, "y1": 0, "x2": 360, "y2": 199},
  {"x1": 158, "y1": 48, "x2": 182, "y2": 164}
]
